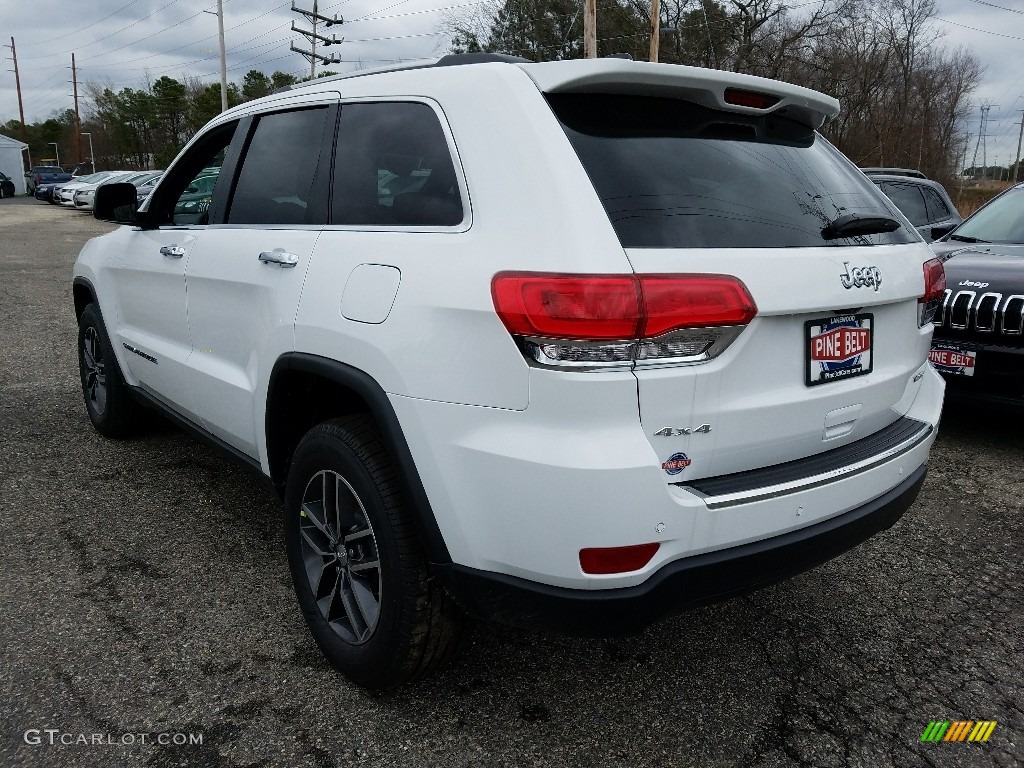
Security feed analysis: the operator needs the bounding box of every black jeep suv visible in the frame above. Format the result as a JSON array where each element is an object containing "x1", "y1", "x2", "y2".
[{"x1": 930, "y1": 183, "x2": 1024, "y2": 404}]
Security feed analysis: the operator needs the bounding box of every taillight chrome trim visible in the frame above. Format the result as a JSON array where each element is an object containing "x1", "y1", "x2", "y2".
[{"x1": 520, "y1": 325, "x2": 748, "y2": 371}]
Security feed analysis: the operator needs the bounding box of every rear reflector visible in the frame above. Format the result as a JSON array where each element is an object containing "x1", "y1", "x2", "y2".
[
  {"x1": 723, "y1": 88, "x2": 780, "y2": 110},
  {"x1": 492, "y1": 272, "x2": 756, "y2": 341},
  {"x1": 579, "y1": 543, "x2": 660, "y2": 574}
]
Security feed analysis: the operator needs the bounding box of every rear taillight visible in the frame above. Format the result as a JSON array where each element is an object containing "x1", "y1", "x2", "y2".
[
  {"x1": 492, "y1": 272, "x2": 757, "y2": 369},
  {"x1": 919, "y1": 258, "x2": 946, "y2": 327}
]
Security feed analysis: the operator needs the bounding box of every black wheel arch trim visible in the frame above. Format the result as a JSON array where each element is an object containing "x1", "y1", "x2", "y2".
[
  {"x1": 267, "y1": 352, "x2": 452, "y2": 565},
  {"x1": 72, "y1": 276, "x2": 98, "y2": 320}
]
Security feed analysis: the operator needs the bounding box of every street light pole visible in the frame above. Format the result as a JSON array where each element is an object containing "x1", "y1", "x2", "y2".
[
  {"x1": 81, "y1": 132, "x2": 95, "y2": 172},
  {"x1": 48, "y1": 142, "x2": 60, "y2": 169}
]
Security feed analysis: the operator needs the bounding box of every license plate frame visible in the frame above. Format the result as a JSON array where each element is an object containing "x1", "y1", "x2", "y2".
[{"x1": 805, "y1": 313, "x2": 874, "y2": 387}]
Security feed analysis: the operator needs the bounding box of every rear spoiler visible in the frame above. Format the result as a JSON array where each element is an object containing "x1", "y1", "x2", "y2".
[{"x1": 519, "y1": 60, "x2": 840, "y2": 130}]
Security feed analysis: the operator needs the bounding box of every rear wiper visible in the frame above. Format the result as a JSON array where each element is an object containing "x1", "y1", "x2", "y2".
[
  {"x1": 948, "y1": 234, "x2": 989, "y2": 243},
  {"x1": 822, "y1": 214, "x2": 901, "y2": 240}
]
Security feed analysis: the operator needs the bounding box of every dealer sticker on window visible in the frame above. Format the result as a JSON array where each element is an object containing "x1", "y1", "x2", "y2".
[{"x1": 805, "y1": 313, "x2": 874, "y2": 386}]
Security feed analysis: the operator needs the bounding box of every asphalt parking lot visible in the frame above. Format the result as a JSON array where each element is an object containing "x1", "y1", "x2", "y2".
[{"x1": 1, "y1": 194, "x2": 1021, "y2": 768}]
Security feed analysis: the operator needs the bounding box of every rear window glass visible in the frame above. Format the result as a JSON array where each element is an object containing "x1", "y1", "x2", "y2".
[{"x1": 548, "y1": 94, "x2": 916, "y2": 248}]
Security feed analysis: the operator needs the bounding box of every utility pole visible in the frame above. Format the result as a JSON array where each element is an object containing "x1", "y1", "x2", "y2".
[
  {"x1": 217, "y1": 0, "x2": 228, "y2": 111},
  {"x1": 649, "y1": 0, "x2": 660, "y2": 62},
  {"x1": 5, "y1": 38, "x2": 28, "y2": 169},
  {"x1": 291, "y1": 1, "x2": 342, "y2": 79},
  {"x1": 71, "y1": 53, "x2": 82, "y2": 165},
  {"x1": 970, "y1": 105, "x2": 989, "y2": 179},
  {"x1": 1013, "y1": 111, "x2": 1024, "y2": 184},
  {"x1": 202, "y1": 3, "x2": 229, "y2": 111},
  {"x1": 584, "y1": 0, "x2": 597, "y2": 58},
  {"x1": 958, "y1": 133, "x2": 970, "y2": 197}
]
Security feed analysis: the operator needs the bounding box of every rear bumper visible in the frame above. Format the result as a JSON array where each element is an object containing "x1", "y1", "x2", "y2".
[{"x1": 437, "y1": 465, "x2": 926, "y2": 635}]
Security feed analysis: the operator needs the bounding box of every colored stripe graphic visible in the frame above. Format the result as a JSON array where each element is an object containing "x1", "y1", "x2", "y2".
[
  {"x1": 968, "y1": 722, "x2": 998, "y2": 742},
  {"x1": 945, "y1": 721, "x2": 973, "y2": 741},
  {"x1": 921, "y1": 720, "x2": 997, "y2": 743},
  {"x1": 921, "y1": 721, "x2": 950, "y2": 742}
]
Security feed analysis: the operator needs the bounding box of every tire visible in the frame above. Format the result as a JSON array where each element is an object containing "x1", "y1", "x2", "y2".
[
  {"x1": 77, "y1": 303, "x2": 146, "y2": 437},
  {"x1": 284, "y1": 415, "x2": 463, "y2": 690}
]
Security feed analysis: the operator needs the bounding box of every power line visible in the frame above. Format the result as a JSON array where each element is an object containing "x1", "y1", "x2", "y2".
[
  {"x1": 20, "y1": 0, "x2": 188, "y2": 59},
  {"x1": 19, "y1": 0, "x2": 149, "y2": 46},
  {"x1": 934, "y1": 17, "x2": 1024, "y2": 42},
  {"x1": 964, "y1": 0, "x2": 1024, "y2": 15}
]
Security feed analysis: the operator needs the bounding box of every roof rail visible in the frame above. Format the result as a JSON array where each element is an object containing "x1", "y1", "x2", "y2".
[
  {"x1": 860, "y1": 167, "x2": 927, "y2": 179},
  {"x1": 277, "y1": 53, "x2": 533, "y2": 92}
]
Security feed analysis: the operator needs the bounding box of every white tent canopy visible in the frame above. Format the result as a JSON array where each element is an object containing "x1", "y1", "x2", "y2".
[{"x1": 0, "y1": 134, "x2": 29, "y2": 195}]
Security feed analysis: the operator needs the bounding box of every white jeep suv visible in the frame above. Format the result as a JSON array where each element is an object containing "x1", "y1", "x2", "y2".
[{"x1": 73, "y1": 53, "x2": 946, "y2": 689}]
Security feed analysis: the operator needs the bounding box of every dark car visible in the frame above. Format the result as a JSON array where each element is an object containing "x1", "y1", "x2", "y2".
[
  {"x1": 863, "y1": 169, "x2": 962, "y2": 241},
  {"x1": 0, "y1": 171, "x2": 15, "y2": 198},
  {"x1": 929, "y1": 182, "x2": 1024, "y2": 405},
  {"x1": 26, "y1": 165, "x2": 73, "y2": 195}
]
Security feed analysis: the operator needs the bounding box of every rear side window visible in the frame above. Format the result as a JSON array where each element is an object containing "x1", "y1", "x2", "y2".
[
  {"x1": 883, "y1": 183, "x2": 929, "y2": 226},
  {"x1": 548, "y1": 94, "x2": 915, "y2": 248},
  {"x1": 332, "y1": 102, "x2": 463, "y2": 227},
  {"x1": 922, "y1": 187, "x2": 952, "y2": 221},
  {"x1": 227, "y1": 107, "x2": 330, "y2": 225}
]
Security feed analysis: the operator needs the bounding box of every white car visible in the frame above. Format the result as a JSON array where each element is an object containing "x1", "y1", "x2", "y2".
[
  {"x1": 57, "y1": 171, "x2": 132, "y2": 207},
  {"x1": 72, "y1": 54, "x2": 946, "y2": 689},
  {"x1": 73, "y1": 171, "x2": 159, "y2": 211}
]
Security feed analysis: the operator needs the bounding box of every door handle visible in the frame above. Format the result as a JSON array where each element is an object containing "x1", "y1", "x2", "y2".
[
  {"x1": 258, "y1": 249, "x2": 299, "y2": 268},
  {"x1": 159, "y1": 245, "x2": 185, "y2": 259}
]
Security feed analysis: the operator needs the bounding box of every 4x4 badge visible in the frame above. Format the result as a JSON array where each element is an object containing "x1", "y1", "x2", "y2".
[
  {"x1": 840, "y1": 262, "x2": 882, "y2": 291},
  {"x1": 654, "y1": 424, "x2": 711, "y2": 436}
]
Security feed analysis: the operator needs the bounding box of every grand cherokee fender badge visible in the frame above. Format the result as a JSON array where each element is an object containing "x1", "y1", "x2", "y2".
[
  {"x1": 661, "y1": 453, "x2": 692, "y2": 475},
  {"x1": 840, "y1": 262, "x2": 882, "y2": 291},
  {"x1": 123, "y1": 342, "x2": 158, "y2": 364}
]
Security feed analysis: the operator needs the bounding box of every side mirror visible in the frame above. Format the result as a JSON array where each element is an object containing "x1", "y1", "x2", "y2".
[
  {"x1": 930, "y1": 223, "x2": 956, "y2": 241},
  {"x1": 94, "y1": 182, "x2": 145, "y2": 225}
]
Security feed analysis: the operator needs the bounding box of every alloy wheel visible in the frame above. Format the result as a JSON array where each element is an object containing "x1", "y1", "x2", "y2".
[
  {"x1": 82, "y1": 326, "x2": 107, "y2": 415},
  {"x1": 298, "y1": 470, "x2": 382, "y2": 645}
]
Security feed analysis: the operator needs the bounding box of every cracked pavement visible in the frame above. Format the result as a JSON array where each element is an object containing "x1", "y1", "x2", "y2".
[{"x1": 1, "y1": 195, "x2": 1021, "y2": 767}]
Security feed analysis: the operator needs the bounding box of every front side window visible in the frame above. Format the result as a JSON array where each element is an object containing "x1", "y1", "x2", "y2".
[
  {"x1": 149, "y1": 121, "x2": 237, "y2": 227},
  {"x1": 332, "y1": 102, "x2": 463, "y2": 227},
  {"x1": 549, "y1": 94, "x2": 916, "y2": 248},
  {"x1": 173, "y1": 151, "x2": 224, "y2": 226}
]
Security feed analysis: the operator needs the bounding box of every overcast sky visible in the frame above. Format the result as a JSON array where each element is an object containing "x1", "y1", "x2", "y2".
[{"x1": 1, "y1": 0, "x2": 1022, "y2": 165}]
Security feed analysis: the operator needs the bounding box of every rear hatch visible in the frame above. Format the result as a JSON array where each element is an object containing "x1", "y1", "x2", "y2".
[{"x1": 541, "y1": 76, "x2": 935, "y2": 483}]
